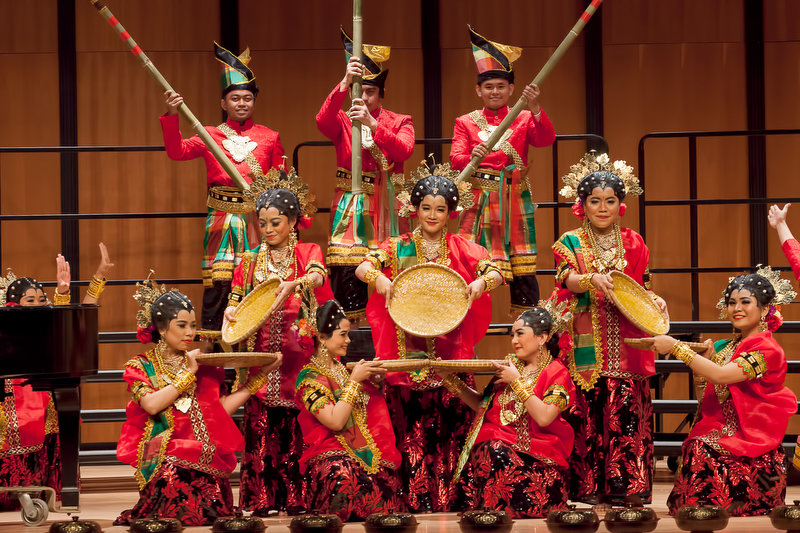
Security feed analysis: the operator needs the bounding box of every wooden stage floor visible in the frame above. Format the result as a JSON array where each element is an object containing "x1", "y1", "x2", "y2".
[{"x1": 1, "y1": 464, "x2": 796, "y2": 532}]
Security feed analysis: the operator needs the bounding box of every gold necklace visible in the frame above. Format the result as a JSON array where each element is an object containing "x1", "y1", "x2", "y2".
[
  {"x1": 413, "y1": 227, "x2": 449, "y2": 265},
  {"x1": 255, "y1": 237, "x2": 297, "y2": 283},
  {"x1": 154, "y1": 342, "x2": 195, "y2": 413},
  {"x1": 583, "y1": 220, "x2": 627, "y2": 273},
  {"x1": 498, "y1": 352, "x2": 550, "y2": 426}
]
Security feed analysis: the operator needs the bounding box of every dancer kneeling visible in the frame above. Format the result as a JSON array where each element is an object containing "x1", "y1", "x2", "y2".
[
  {"x1": 448, "y1": 305, "x2": 575, "y2": 517},
  {"x1": 116, "y1": 285, "x2": 281, "y2": 525},
  {"x1": 295, "y1": 299, "x2": 405, "y2": 521},
  {"x1": 651, "y1": 268, "x2": 797, "y2": 517}
]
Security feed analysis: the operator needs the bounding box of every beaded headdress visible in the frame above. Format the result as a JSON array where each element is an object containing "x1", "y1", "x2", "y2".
[
  {"x1": 246, "y1": 165, "x2": 317, "y2": 228},
  {"x1": 0, "y1": 269, "x2": 18, "y2": 306},
  {"x1": 397, "y1": 159, "x2": 474, "y2": 218},
  {"x1": 560, "y1": 153, "x2": 642, "y2": 201},
  {"x1": 716, "y1": 265, "x2": 796, "y2": 319},
  {"x1": 316, "y1": 299, "x2": 348, "y2": 336}
]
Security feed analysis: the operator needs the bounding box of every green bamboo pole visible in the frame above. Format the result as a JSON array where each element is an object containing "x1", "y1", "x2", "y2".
[
  {"x1": 456, "y1": 0, "x2": 604, "y2": 183},
  {"x1": 350, "y1": 0, "x2": 364, "y2": 194},
  {"x1": 89, "y1": 0, "x2": 249, "y2": 191}
]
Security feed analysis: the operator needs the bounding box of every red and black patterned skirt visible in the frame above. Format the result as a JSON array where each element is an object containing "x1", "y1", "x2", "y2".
[
  {"x1": 305, "y1": 453, "x2": 405, "y2": 522},
  {"x1": 667, "y1": 439, "x2": 787, "y2": 516},
  {"x1": 0, "y1": 433, "x2": 61, "y2": 511},
  {"x1": 454, "y1": 439, "x2": 569, "y2": 518},
  {"x1": 385, "y1": 376, "x2": 475, "y2": 513},
  {"x1": 238, "y1": 401, "x2": 306, "y2": 515},
  {"x1": 565, "y1": 376, "x2": 653, "y2": 505},
  {"x1": 113, "y1": 462, "x2": 235, "y2": 526}
]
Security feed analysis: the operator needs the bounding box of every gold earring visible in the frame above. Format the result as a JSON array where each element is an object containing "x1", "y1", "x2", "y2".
[{"x1": 759, "y1": 314, "x2": 768, "y2": 332}]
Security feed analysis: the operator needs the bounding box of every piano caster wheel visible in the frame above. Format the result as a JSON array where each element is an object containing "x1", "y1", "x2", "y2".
[{"x1": 20, "y1": 496, "x2": 49, "y2": 527}]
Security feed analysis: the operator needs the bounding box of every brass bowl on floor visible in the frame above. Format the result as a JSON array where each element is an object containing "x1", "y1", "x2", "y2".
[
  {"x1": 603, "y1": 503, "x2": 659, "y2": 533},
  {"x1": 674, "y1": 502, "x2": 729, "y2": 532},
  {"x1": 212, "y1": 512, "x2": 266, "y2": 532},
  {"x1": 128, "y1": 516, "x2": 184, "y2": 532},
  {"x1": 770, "y1": 500, "x2": 800, "y2": 533},
  {"x1": 459, "y1": 507, "x2": 514, "y2": 533},
  {"x1": 545, "y1": 505, "x2": 600, "y2": 533},
  {"x1": 289, "y1": 510, "x2": 343, "y2": 533},
  {"x1": 364, "y1": 508, "x2": 418, "y2": 533}
]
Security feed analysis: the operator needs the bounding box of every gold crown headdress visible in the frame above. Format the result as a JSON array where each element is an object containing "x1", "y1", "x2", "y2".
[
  {"x1": 716, "y1": 264, "x2": 797, "y2": 317},
  {"x1": 245, "y1": 162, "x2": 317, "y2": 219},
  {"x1": 538, "y1": 298, "x2": 573, "y2": 337},
  {"x1": 134, "y1": 270, "x2": 166, "y2": 329},
  {"x1": 560, "y1": 153, "x2": 642, "y2": 200},
  {"x1": 0, "y1": 268, "x2": 18, "y2": 306},
  {"x1": 397, "y1": 157, "x2": 474, "y2": 217}
]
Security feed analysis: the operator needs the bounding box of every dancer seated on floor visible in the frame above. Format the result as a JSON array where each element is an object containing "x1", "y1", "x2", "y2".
[
  {"x1": 295, "y1": 299, "x2": 405, "y2": 521},
  {"x1": 115, "y1": 285, "x2": 281, "y2": 526},
  {"x1": 446, "y1": 305, "x2": 575, "y2": 518},
  {"x1": 0, "y1": 244, "x2": 113, "y2": 510},
  {"x1": 652, "y1": 268, "x2": 797, "y2": 517}
]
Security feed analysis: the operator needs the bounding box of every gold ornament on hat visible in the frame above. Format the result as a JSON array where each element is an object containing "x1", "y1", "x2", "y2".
[
  {"x1": 560, "y1": 152, "x2": 642, "y2": 200},
  {"x1": 716, "y1": 264, "x2": 797, "y2": 318}
]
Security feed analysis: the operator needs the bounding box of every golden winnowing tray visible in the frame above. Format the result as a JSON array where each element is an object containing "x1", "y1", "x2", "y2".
[
  {"x1": 607, "y1": 270, "x2": 670, "y2": 336},
  {"x1": 345, "y1": 359, "x2": 506, "y2": 373},
  {"x1": 388, "y1": 263, "x2": 469, "y2": 338},
  {"x1": 221, "y1": 278, "x2": 281, "y2": 345},
  {"x1": 195, "y1": 352, "x2": 279, "y2": 368},
  {"x1": 345, "y1": 359, "x2": 430, "y2": 372}
]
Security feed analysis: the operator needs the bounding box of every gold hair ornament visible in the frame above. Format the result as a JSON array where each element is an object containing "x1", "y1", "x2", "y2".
[
  {"x1": 559, "y1": 152, "x2": 642, "y2": 200},
  {"x1": 397, "y1": 156, "x2": 474, "y2": 218},
  {"x1": 0, "y1": 269, "x2": 18, "y2": 306},
  {"x1": 715, "y1": 264, "x2": 797, "y2": 318},
  {"x1": 134, "y1": 270, "x2": 167, "y2": 329},
  {"x1": 245, "y1": 166, "x2": 318, "y2": 218}
]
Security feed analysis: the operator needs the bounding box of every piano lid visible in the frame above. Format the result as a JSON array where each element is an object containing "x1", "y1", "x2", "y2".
[{"x1": 0, "y1": 304, "x2": 99, "y2": 380}]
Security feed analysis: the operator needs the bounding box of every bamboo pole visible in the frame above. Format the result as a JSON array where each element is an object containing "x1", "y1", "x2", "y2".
[
  {"x1": 88, "y1": 0, "x2": 249, "y2": 191},
  {"x1": 456, "y1": 0, "x2": 604, "y2": 183},
  {"x1": 350, "y1": 0, "x2": 364, "y2": 194}
]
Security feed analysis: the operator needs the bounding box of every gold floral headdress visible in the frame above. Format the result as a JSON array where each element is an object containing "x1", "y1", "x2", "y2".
[
  {"x1": 133, "y1": 270, "x2": 166, "y2": 330},
  {"x1": 538, "y1": 298, "x2": 573, "y2": 337},
  {"x1": 560, "y1": 152, "x2": 642, "y2": 200},
  {"x1": 0, "y1": 268, "x2": 18, "y2": 306},
  {"x1": 397, "y1": 158, "x2": 474, "y2": 217},
  {"x1": 716, "y1": 264, "x2": 797, "y2": 317},
  {"x1": 245, "y1": 162, "x2": 317, "y2": 219}
]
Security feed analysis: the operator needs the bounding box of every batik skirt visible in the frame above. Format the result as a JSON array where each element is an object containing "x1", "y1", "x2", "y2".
[
  {"x1": 385, "y1": 377, "x2": 475, "y2": 513},
  {"x1": 238, "y1": 401, "x2": 306, "y2": 515},
  {"x1": 667, "y1": 439, "x2": 787, "y2": 516},
  {"x1": 454, "y1": 439, "x2": 569, "y2": 518},
  {"x1": 305, "y1": 454, "x2": 405, "y2": 522},
  {"x1": 114, "y1": 462, "x2": 234, "y2": 526},
  {"x1": 565, "y1": 376, "x2": 653, "y2": 505},
  {"x1": 0, "y1": 433, "x2": 61, "y2": 511}
]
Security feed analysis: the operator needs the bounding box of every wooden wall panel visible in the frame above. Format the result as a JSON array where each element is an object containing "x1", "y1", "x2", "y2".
[{"x1": 0, "y1": 0, "x2": 57, "y2": 53}]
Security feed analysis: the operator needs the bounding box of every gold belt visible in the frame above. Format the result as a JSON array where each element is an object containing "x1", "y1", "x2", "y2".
[
  {"x1": 336, "y1": 168, "x2": 376, "y2": 195},
  {"x1": 207, "y1": 186, "x2": 252, "y2": 214},
  {"x1": 467, "y1": 169, "x2": 512, "y2": 193}
]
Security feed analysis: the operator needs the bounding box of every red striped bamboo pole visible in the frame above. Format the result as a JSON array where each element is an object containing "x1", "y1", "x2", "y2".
[
  {"x1": 88, "y1": 0, "x2": 249, "y2": 191},
  {"x1": 456, "y1": 0, "x2": 604, "y2": 183}
]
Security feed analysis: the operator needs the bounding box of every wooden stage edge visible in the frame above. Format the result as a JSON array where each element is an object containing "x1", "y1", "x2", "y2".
[{"x1": 0, "y1": 464, "x2": 797, "y2": 532}]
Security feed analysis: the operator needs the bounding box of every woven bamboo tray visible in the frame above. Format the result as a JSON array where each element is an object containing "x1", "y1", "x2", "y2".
[
  {"x1": 388, "y1": 263, "x2": 469, "y2": 338},
  {"x1": 221, "y1": 278, "x2": 281, "y2": 345},
  {"x1": 624, "y1": 338, "x2": 709, "y2": 353},
  {"x1": 345, "y1": 359, "x2": 506, "y2": 373},
  {"x1": 607, "y1": 271, "x2": 670, "y2": 336},
  {"x1": 345, "y1": 359, "x2": 429, "y2": 372},
  {"x1": 195, "y1": 352, "x2": 279, "y2": 368}
]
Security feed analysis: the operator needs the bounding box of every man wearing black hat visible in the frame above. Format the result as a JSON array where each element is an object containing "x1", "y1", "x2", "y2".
[
  {"x1": 159, "y1": 44, "x2": 284, "y2": 334},
  {"x1": 316, "y1": 29, "x2": 415, "y2": 320}
]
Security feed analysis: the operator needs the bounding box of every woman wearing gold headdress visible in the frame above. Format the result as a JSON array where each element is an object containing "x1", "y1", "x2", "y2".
[
  {"x1": 223, "y1": 179, "x2": 333, "y2": 516},
  {"x1": 652, "y1": 267, "x2": 797, "y2": 516},
  {"x1": 551, "y1": 154, "x2": 667, "y2": 506},
  {"x1": 355, "y1": 167, "x2": 503, "y2": 512}
]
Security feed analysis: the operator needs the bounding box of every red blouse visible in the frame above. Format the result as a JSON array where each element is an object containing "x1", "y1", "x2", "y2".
[
  {"x1": 1, "y1": 379, "x2": 57, "y2": 457},
  {"x1": 781, "y1": 238, "x2": 800, "y2": 281},
  {"x1": 688, "y1": 332, "x2": 797, "y2": 457}
]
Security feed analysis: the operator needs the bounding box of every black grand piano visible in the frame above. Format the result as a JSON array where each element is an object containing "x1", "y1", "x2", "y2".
[{"x1": 0, "y1": 304, "x2": 99, "y2": 512}]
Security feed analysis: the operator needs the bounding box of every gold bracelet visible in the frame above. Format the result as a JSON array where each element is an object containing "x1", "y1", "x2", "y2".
[
  {"x1": 510, "y1": 378, "x2": 533, "y2": 403},
  {"x1": 480, "y1": 274, "x2": 497, "y2": 292},
  {"x1": 172, "y1": 371, "x2": 196, "y2": 394},
  {"x1": 363, "y1": 268, "x2": 383, "y2": 288},
  {"x1": 578, "y1": 273, "x2": 594, "y2": 292},
  {"x1": 244, "y1": 370, "x2": 268, "y2": 395},
  {"x1": 339, "y1": 380, "x2": 362, "y2": 405},
  {"x1": 441, "y1": 375, "x2": 466, "y2": 395},
  {"x1": 670, "y1": 342, "x2": 696, "y2": 365},
  {"x1": 86, "y1": 276, "x2": 107, "y2": 300},
  {"x1": 53, "y1": 291, "x2": 71, "y2": 306}
]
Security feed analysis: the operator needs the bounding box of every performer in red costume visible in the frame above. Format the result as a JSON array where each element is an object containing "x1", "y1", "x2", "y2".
[
  {"x1": 161, "y1": 43, "x2": 284, "y2": 334},
  {"x1": 449, "y1": 305, "x2": 575, "y2": 518},
  {"x1": 116, "y1": 285, "x2": 282, "y2": 526},
  {"x1": 223, "y1": 181, "x2": 333, "y2": 516},
  {"x1": 652, "y1": 267, "x2": 797, "y2": 516},
  {"x1": 0, "y1": 246, "x2": 113, "y2": 510},
  {"x1": 552, "y1": 154, "x2": 667, "y2": 506},
  {"x1": 355, "y1": 169, "x2": 503, "y2": 512},
  {"x1": 317, "y1": 29, "x2": 415, "y2": 319},
  {"x1": 450, "y1": 26, "x2": 556, "y2": 313},
  {"x1": 295, "y1": 299, "x2": 404, "y2": 521}
]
